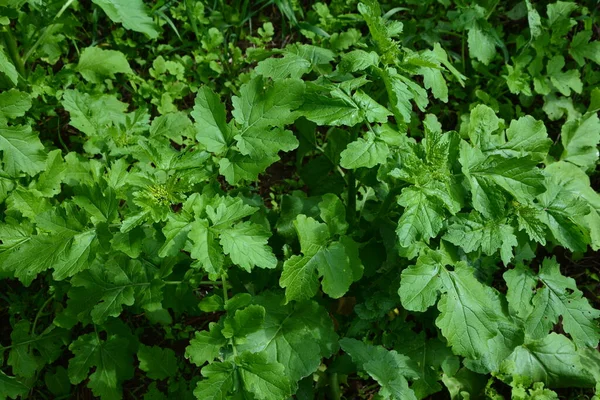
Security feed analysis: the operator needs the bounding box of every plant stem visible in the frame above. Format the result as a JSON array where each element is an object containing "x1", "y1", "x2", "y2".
[
  {"x1": 185, "y1": 0, "x2": 200, "y2": 41},
  {"x1": 485, "y1": 0, "x2": 500, "y2": 20},
  {"x1": 163, "y1": 280, "x2": 222, "y2": 286},
  {"x1": 347, "y1": 170, "x2": 356, "y2": 226},
  {"x1": 377, "y1": 185, "x2": 405, "y2": 220},
  {"x1": 31, "y1": 295, "x2": 54, "y2": 336},
  {"x1": 1, "y1": 27, "x2": 26, "y2": 79},
  {"x1": 221, "y1": 273, "x2": 229, "y2": 302},
  {"x1": 346, "y1": 127, "x2": 359, "y2": 226},
  {"x1": 328, "y1": 373, "x2": 341, "y2": 400},
  {"x1": 23, "y1": 0, "x2": 77, "y2": 64},
  {"x1": 461, "y1": 33, "x2": 467, "y2": 74}
]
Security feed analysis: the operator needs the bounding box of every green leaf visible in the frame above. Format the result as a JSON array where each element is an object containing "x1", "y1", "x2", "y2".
[
  {"x1": 237, "y1": 293, "x2": 338, "y2": 382},
  {"x1": 186, "y1": 323, "x2": 227, "y2": 367},
  {"x1": 436, "y1": 263, "x2": 503, "y2": 359},
  {"x1": 206, "y1": 197, "x2": 258, "y2": 228},
  {"x1": 340, "y1": 338, "x2": 418, "y2": 400},
  {"x1": 523, "y1": 258, "x2": 600, "y2": 348},
  {"x1": 73, "y1": 184, "x2": 118, "y2": 224},
  {"x1": 503, "y1": 264, "x2": 536, "y2": 319},
  {"x1": 111, "y1": 229, "x2": 143, "y2": 258},
  {"x1": 543, "y1": 161, "x2": 600, "y2": 250},
  {"x1": 444, "y1": 212, "x2": 518, "y2": 265},
  {"x1": 137, "y1": 345, "x2": 178, "y2": 380},
  {"x1": 34, "y1": 150, "x2": 66, "y2": 197},
  {"x1": 235, "y1": 351, "x2": 294, "y2": 400},
  {"x1": 396, "y1": 187, "x2": 445, "y2": 248},
  {"x1": 546, "y1": 2, "x2": 578, "y2": 38},
  {"x1": 7, "y1": 321, "x2": 39, "y2": 378},
  {"x1": 65, "y1": 258, "x2": 163, "y2": 324},
  {"x1": 318, "y1": 194, "x2": 348, "y2": 236},
  {"x1": 0, "y1": 176, "x2": 14, "y2": 203},
  {"x1": 62, "y1": 90, "x2": 127, "y2": 137},
  {"x1": 431, "y1": 43, "x2": 467, "y2": 87},
  {"x1": 232, "y1": 76, "x2": 304, "y2": 131},
  {"x1": 2, "y1": 226, "x2": 98, "y2": 286},
  {"x1": 235, "y1": 126, "x2": 298, "y2": 159},
  {"x1": 280, "y1": 215, "x2": 353, "y2": 301},
  {"x1": 358, "y1": 0, "x2": 400, "y2": 63},
  {"x1": 315, "y1": 241, "x2": 354, "y2": 298},
  {"x1": 537, "y1": 181, "x2": 590, "y2": 252},
  {"x1": 299, "y1": 90, "x2": 362, "y2": 127},
  {"x1": 0, "y1": 89, "x2": 31, "y2": 120},
  {"x1": 92, "y1": 0, "x2": 158, "y2": 38},
  {"x1": 0, "y1": 124, "x2": 46, "y2": 177},
  {"x1": 467, "y1": 24, "x2": 497, "y2": 65},
  {"x1": 501, "y1": 333, "x2": 593, "y2": 387},
  {"x1": 340, "y1": 136, "x2": 389, "y2": 169},
  {"x1": 142, "y1": 382, "x2": 167, "y2": 400},
  {"x1": 0, "y1": 45, "x2": 18, "y2": 85},
  {"x1": 6, "y1": 187, "x2": 51, "y2": 220},
  {"x1": 189, "y1": 219, "x2": 224, "y2": 274},
  {"x1": 51, "y1": 229, "x2": 99, "y2": 281},
  {"x1": 579, "y1": 348, "x2": 600, "y2": 394},
  {"x1": 421, "y1": 66, "x2": 447, "y2": 103},
  {"x1": 68, "y1": 333, "x2": 134, "y2": 399},
  {"x1": 353, "y1": 90, "x2": 391, "y2": 123},
  {"x1": 279, "y1": 255, "x2": 320, "y2": 302},
  {"x1": 460, "y1": 143, "x2": 545, "y2": 217},
  {"x1": 76, "y1": 46, "x2": 133, "y2": 83},
  {"x1": 6, "y1": 320, "x2": 66, "y2": 382},
  {"x1": 219, "y1": 153, "x2": 277, "y2": 185},
  {"x1": 219, "y1": 221, "x2": 277, "y2": 272},
  {"x1": 569, "y1": 30, "x2": 600, "y2": 66},
  {"x1": 560, "y1": 113, "x2": 600, "y2": 172},
  {"x1": 222, "y1": 305, "x2": 265, "y2": 339},
  {"x1": 150, "y1": 112, "x2": 193, "y2": 144},
  {"x1": 380, "y1": 68, "x2": 415, "y2": 123},
  {"x1": 339, "y1": 50, "x2": 379, "y2": 73},
  {"x1": 399, "y1": 251, "x2": 503, "y2": 359},
  {"x1": 465, "y1": 104, "x2": 501, "y2": 150},
  {"x1": 256, "y1": 53, "x2": 311, "y2": 80},
  {"x1": 525, "y1": 0, "x2": 542, "y2": 39},
  {"x1": 193, "y1": 361, "x2": 234, "y2": 400},
  {"x1": 404, "y1": 336, "x2": 455, "y2": 399},
  {"x1": 497, "y1": 116, "x2": 551, "y2": 162},
  {"x1": 0, "y1": 371, "x2": 29, "y2": 400},
  {"x1": 547, "y1": 56, "x2": 582, "y2": 96},
  {"x1": 392, "y1": 129, "x2": 462, "y2": 246},
  {"x1": 256, "y1": 44, "x2": 334, "y2": 79},
  {"x1": 159, "y1": 213, "x2": 193, "y2": 258},
  {"x1": 191, "y1": 87, "x2": 231, "y2": 154},
  {"x1": 398, "y1": 250, "x2": 444, "y2": 312}
]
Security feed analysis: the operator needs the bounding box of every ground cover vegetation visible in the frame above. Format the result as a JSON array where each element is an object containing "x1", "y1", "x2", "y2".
[{"x1": 1, "y1": 0, "x2": 599, "y2": 399}]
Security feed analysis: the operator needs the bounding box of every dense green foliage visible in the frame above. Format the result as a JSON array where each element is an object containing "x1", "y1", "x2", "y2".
[{"x1": 1, "y1": 0, "x2": 599, "y2": 399}]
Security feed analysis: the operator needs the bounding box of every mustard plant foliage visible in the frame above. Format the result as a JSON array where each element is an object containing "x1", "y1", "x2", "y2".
[{"x1": 0, "y1": 0, "x2": 599, "y2": 399}]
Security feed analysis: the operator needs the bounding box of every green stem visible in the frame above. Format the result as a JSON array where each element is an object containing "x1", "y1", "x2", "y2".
[
  {"x1": 377, "y1": 185, "x2": 405, "y2": 220},
  {"x1": 347, "y1": 170, "x2": 356, "y2": 226},
  {"x1": 57, "y1": 117, "x2": 68, "y2": 152},
  {"x1": 221, "y1": 273, "x2": 229, "y2": 302},
  {"x1": 31, "y1": 295, "x2": 54, "y2": 336},
  {"x1": 328, "y1": 373, "x2": 341, "y2": 400},
  {"x1": 0, "y1": 332, "x2": 64, "y2": 351},
  {"x1": 461, "y1": 33, "x2": 467, "y2": 74},
  {"x1": 23, "y1": 0, "x2": 77, "y2": 64},
  {"x1": 346, "y1": 127, "x2": 359, "y2": 226},
  {"x1": 1, "y1": 28, "x2": 26, "y2": 79},
  {"x1": 485, "y1": 0, "x2": 499, "y2": 20},
  {"x1": 163, "y1": 280, "x2": 222, "y2": 286},
  {"x1": 185, "y1": 0, "x2": 200, "y2": 41}
]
